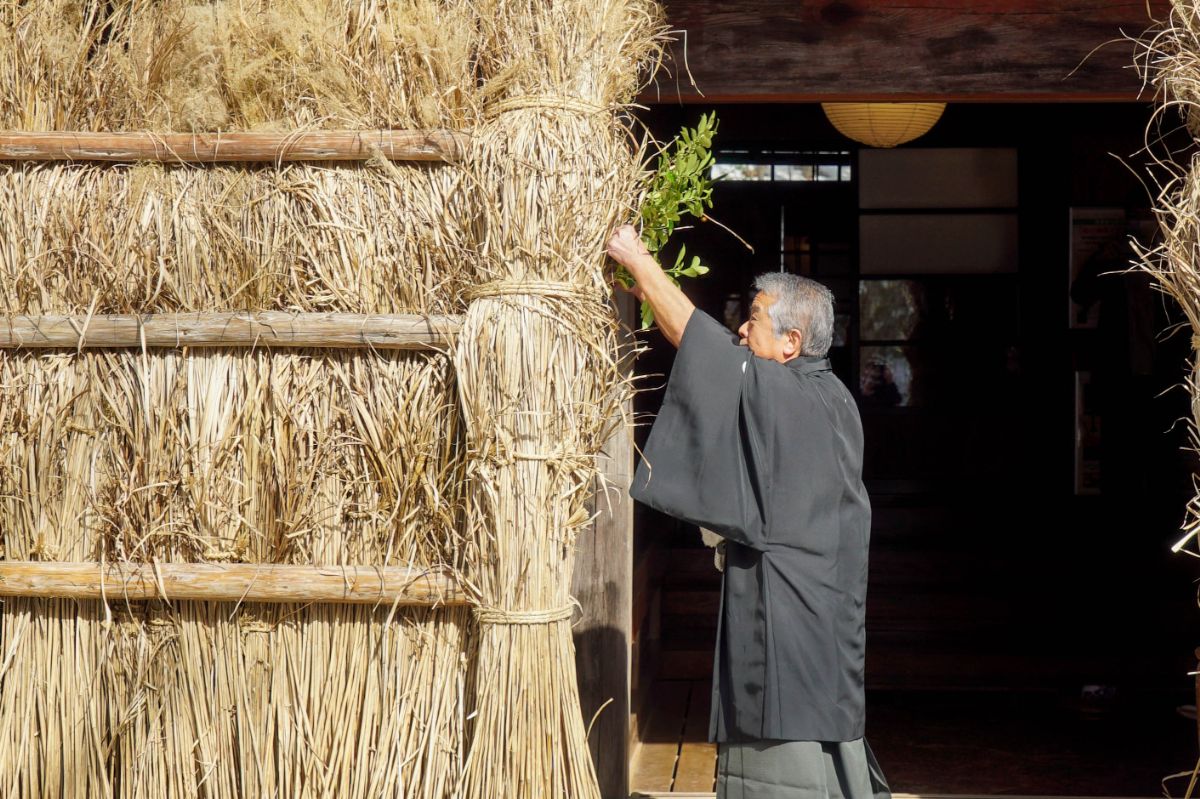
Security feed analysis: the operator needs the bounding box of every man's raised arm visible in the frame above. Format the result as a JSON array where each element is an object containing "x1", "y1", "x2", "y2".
[{"x1": 606, "y1": 225, "x2": 695, "y2": 348}]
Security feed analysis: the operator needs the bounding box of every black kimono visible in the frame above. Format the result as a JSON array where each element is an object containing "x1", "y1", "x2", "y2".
[{"x1": 630, "y1": 309, "x2": 871, "y2": 743}]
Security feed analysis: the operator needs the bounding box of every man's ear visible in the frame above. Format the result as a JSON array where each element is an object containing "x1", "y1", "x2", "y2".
[{"x1": 785, "y1": 329, "x2": 803, "y2": 357}]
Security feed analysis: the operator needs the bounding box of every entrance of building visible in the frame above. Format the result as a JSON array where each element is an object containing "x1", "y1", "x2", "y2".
[{"x1": 626, "y1": 102, "x2": 1200, "y2": 797}]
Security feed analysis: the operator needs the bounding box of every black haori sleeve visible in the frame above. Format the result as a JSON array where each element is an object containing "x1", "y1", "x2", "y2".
[{"x1": 629, "y1": 309, "x2": 770, "y2": 550}]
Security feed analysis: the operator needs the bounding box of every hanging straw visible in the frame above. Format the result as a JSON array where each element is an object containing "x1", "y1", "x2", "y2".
[{"x1": 452, "y1": 1, "x2": 665, "y2": 796}]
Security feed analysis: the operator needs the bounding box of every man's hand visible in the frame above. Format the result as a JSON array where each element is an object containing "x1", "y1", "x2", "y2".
[
  {"x1": 607, "y1": 225, "x2": 658, "y2": 279},
  {"x1": 605, "y1": 224, "x2": 695, "y2": 348},
  {"x1": 609, "y1": 224, "x2": 657, "y2": 271}
]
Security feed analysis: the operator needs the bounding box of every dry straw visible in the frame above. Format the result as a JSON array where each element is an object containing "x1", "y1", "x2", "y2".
[
  {"x1": 0, "y1": 1, "x2": 482, "y2": 796},
  {"x1": 0, "y1": 0, "x2": 666, "y2": 796},
  {"x1": 1134, "y1": 1, "x2": 1200, "y2": 556},
  {"x1": 452, "y1": 2, "x2": 665, "y2": 796}
]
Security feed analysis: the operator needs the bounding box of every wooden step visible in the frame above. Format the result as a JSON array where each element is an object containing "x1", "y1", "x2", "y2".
[
  {"x1": 630, "y1": 681, "x2": 690, "y2": 793},
  {"x1": 674, "y1": 682, "x2": 717, "y2": 793},
  {"x1": 630, "y1": 680, "x2": 715, "y2": 796}
]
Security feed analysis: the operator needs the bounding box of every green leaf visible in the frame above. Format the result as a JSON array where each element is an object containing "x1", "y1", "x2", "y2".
[
  {"x1": 640, "y1": 301, "x2": 655, "y2": 330},
  {"x1": 631, "y1": 111, "x2": 728, "y2": 332}
]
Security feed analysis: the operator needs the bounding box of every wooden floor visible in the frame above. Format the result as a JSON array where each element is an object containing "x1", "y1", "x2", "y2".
[
  {"x1": 630, "y1": 680, "x2": 717, "y2": 795},
  {"x1": 629, "y1": 682, "x2": 1188, "y2": 799}
]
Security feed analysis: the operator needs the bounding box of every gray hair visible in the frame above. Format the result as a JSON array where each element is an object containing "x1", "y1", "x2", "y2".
[{"x1": 752, "y1": 273, "x2": 835, "y2": 357}]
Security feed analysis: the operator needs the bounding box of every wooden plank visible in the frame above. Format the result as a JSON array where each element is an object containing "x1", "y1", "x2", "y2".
[
  {"x1": 0, "y1": 312, "x2": 460, "y2": 350},
  {"x1": 573, "y1": 291, "x2": 636, "y2": 799},
  {"x1": 673, "y1": 681, "x2": 717, "y2": 793},
  {"x1": 631, "y1": 587, "x2": 663, "y2": 749},
  {"x1": 0, "y1": 129, "x2": 466, "y2": 163},
  {"x1": 652, "y1": 1, "x2": 1168, "y2": 101},
  {"x1": 631, "y1": 539, "x2": 663, "y2": 644},
  {"x1": 630, "y1": 681, "x2": 690, "y2": 794},
  {"x1": 0, "y1": 561, "x2": 469, "y2": 605}
]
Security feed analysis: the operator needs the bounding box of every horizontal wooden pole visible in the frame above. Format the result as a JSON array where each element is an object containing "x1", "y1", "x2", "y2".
[
  {"x1": 0, "y1": 312, "x2": 461, "y2": 350},
  {"x1": 0, "y1": 130, "x2": 466, "y2": 164},
  {"x1": 0, "y1": 561, "x2": 470, "y2": 605}
]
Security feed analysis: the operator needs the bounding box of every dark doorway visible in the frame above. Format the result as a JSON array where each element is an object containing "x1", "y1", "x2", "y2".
[{"x1": 630, "y1": 103, "x2": 1200, "y2": 796}]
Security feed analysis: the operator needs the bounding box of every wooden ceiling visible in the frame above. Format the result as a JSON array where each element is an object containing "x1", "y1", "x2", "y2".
[{"x1": 645, "y1": 1, "x2": 1170, "y2": 103}]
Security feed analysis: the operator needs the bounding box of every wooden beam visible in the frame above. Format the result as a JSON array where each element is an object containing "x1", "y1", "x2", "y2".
[
  {"x1": 648, "y1": 0, "x2": 1168, "y2": 102},
  {"x1": 0, "y1": 312, "x2": 461, "y2": 350},
  {"x1": 0, "y1": 129, "x2": 466, "y2": 163},
  {"x1": 0, "y1": 561, "x2": 470, "y2": 605},
  {"x1": 573, "y1": 291, "x2": 636, "y2": 799}
]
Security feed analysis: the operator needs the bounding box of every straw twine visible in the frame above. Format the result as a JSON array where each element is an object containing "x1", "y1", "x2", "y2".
[
  {"x1": 473, "y1": 605, "x2": 574, "y2": 624},
  {"x1": 461, "y1": 280, "x2": 595, "y2": 631},
  {"x1": 461, "y1": 279, "x2": 598, "y2": 302},
  {"x1": 482, "y1": 95, "x2": 608, "y2": 118}
]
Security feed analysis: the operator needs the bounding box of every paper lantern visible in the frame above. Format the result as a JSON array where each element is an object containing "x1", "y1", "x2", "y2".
[{"x1": 820, "y1": 102, "x2": 946, "y2": 148}]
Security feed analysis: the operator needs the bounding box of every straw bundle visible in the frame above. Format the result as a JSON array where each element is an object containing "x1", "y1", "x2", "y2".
[
  {"x1": 451, "y1": 1, "x2": 664, "y2": 797},
  {"x1": 0, "y1": 349, "x2": 474, "y2": 796},
  {"x1": 0, "y1": 1, "x2": 483, "y2": 796},
  {"x1": 1138, "y1": 1, "x2": 1200, "y2": 136},
  {"x1": 1135, "y1": 3, "x2": 1200, "y2": 554},
  {"x1": 0, "y1": 0, "x2": 478, "y2": 131},
  {"x1": 0, "y1": 0, "x2": 667, "y2": 795}
]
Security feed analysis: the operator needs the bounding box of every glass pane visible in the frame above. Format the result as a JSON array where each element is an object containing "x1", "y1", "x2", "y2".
[
  {"x1": 783, "y1": 233, "x2": 811, "y2": 252},
  {"x1": 840, "y1": 164, "x2": 853, "y2": 182},
  {"x1": 721, "y1": 293, "x2": 744, "y2": 332},
  {"x1": 712, "y1": 162, "x2": 772, "y2": 181},
  {"x1": 784, "y1": 252, "x2": 813, "y2": 275},
  {"x1": 833, "y1": 314, "x2": 850, "y2": 347},
  {"x1": 774, "y1": 164, "x2": 814, "y2": 181},
  {"x1": 859, "y1": 280, "x2": 925, "y2": 340},
  {"x1": 860, "y1": 346, "x2": 920, "y2": 407},
  {"x1": 816, "y1": 164, "x2": 840, "y2": 181}
]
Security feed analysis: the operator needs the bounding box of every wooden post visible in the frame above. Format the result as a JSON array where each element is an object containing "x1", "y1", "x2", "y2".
[
  {"x1": 0, "y1": 130, "x2": 466, "y2": 163},
  {"x1": 0, "y1": 312, "x2": 460, "y2": 350},
  {"x1": 0, "y1": 561, "x2": 469, "y2": 605},
  {"x1": 573, "y1": 291, "x2": 636, "y2": 799}
]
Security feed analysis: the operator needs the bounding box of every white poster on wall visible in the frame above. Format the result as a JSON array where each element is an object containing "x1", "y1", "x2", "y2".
[{"x1": 1068, "y1": 207, "x2": 1125, "y2": 329}]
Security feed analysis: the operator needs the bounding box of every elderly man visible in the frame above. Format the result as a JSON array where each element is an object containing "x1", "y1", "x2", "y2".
[{"x1": 607, "y1": 225, "x2": 891, "y2": 799}]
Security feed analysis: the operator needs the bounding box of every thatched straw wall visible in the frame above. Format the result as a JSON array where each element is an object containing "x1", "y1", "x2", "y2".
[
  {"x1": 0, "y1": 0, "x2": 664, "y2": 797},
  {"x1": 0, "y1": 1, "x2": 481, "y2": 796}
]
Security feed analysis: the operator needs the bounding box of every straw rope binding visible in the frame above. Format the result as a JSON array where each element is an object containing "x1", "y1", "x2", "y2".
[
  {"x1": 473, "y1": 605, "x2": 574, "y2": 625},
  {"x1": 482, "y1": 95, "x2": 608, "y2": 118},
  {"x1": 461, "y1": 280, "x2": 600, "y2": 302}
]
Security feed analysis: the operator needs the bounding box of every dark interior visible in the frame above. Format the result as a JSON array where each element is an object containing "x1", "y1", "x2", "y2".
[{"x1": 630, "y1": 102, "x2": 1200, "y2": 796}]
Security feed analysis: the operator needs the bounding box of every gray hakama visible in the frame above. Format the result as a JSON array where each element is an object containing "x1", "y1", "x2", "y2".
[
  {"x1": 630, "y1": 309, "x2": 890, "y2": 797},
  {"x1": 718, "y1": 738, "x2": 891, "y2": 799}
]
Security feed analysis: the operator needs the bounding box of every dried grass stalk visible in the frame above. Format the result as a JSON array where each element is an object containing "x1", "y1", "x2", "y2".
[
  {"x1": 0, "y1": 0, "x2": 486, "y2": 793},
  {"x1": 1135, "y1": 4, "x2": 1200, "y2": 551},
  {"x1": 0, "y1": 347, "x2": 473, "y2": 795},
  {"x1": 0, "y1": 0, "x2": 670, "y2": 794},
  {"x1": 451, "y1": 1, "x2": 664, "y2": 796},
  {"x1": 0, "y1": 0, "x2": 480, "y2": 131},
  {"x1": 0, "y1": 161, "x2": 473, "y2": 316}
]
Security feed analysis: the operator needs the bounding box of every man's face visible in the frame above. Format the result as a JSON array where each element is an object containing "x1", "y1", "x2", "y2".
[{"x1": 738, "y1": 291, "x2": 800, "y2": 363}]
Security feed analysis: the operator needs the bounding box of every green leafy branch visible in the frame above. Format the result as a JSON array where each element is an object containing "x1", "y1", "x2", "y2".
[{"x1": 619, "y1": 112, "x2": 718, "y2": 329}]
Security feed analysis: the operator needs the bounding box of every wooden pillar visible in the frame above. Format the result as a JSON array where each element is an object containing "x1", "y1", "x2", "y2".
[{"x1": 574, "y1": 292, "x2": 636, "y2": 799}]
